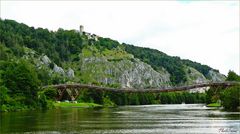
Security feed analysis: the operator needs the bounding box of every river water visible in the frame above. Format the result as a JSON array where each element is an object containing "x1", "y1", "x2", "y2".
[{"x1": 0, "y1": 104, "x2": 239, "y2": 134}]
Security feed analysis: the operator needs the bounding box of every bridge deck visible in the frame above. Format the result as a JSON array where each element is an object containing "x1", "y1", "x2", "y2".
[{"x1": 43, "y1": 81, "x2": 240, "y2": 93}]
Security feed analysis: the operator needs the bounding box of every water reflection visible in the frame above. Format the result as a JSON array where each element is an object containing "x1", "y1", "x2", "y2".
[{"x1": 0, "y1": 104, "x2": 239, "y2": 134}]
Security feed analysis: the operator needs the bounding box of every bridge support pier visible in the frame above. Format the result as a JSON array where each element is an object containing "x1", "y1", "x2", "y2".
[
  {"x1": 56, "y1": 88, "x2": 81, "y2": 101},
  {"x1": 57, "y1": 88, "x2": 66, "y2": 101}
]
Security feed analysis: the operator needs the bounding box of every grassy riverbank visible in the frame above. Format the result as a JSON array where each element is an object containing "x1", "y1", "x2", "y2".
[
  {"x1": 54, "y1": 102, "x2": 102, "y2": 108},
  {"x1": 207, "y1": 103, "x2": 221, "y2": 107}
]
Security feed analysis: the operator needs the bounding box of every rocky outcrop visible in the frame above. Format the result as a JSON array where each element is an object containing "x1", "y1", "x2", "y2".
[
  {"x1": 66, "y1": 68, "x2": 75, "y2": 78},
  {"x1": 184, "y1": 66, "x2": 209, "y2": 93},
  {"x1": 21, "y1": 46, "x2": 226, "y2": 89},
  {"x1": 80, "y1": 55, "x2": 171, "y2": 88},
  {"x1": 53, "y1": 64, "x2": 65, "y2": 75},
  {"x1": 185, "y1": 66, "x2": 209, "y2": 84},
  {"x1": 207, "y1": 70, "x2": 226, "y2": 82},
  {"x1": 118, "y1": 59, "x2": 170, "y2": 88},
  {"x1": 41, "y1": 55, "x2": 51, "y2": 66}
]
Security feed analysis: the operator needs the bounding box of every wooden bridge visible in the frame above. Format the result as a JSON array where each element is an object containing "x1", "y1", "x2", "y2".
[{"x1": 43, "y1": 81, "x2": 240, "y2": 101}]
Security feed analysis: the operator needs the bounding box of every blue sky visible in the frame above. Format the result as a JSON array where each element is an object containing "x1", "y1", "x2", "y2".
[{"x1": 1, "y1": 0, "x2": 239, "y2": 75}]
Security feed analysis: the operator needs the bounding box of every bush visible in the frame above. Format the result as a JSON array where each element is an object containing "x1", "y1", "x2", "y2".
[
  {"x1": 0, "y1": 86, "x2": 9, "y2": 105},
  {"x1": 43, "y1": 88, "x2": 57, "y2": 100},
  {"x1": 37, "y1": 91, "x2": 48, "y2": 109},
  {"x1": 103, "y1": 96, "x2": 116, "y2": 107}
]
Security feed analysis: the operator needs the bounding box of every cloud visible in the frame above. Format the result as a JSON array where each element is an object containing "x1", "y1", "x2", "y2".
[{"x1": 1, "y1": 1, "x2": 239, "y2": 75}]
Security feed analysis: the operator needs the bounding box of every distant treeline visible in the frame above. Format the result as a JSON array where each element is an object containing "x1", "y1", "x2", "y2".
[{"x1": 75, "y1": 90, "x2": 206, "y2": 106}]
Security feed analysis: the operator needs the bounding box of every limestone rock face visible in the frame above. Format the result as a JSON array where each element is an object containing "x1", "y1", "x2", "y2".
[
  {"x1": 185, "y1": 66, "x2": 208, "y2": 84},
  {"x1": 80, "y1": 56, "x2": 171, "y2": 88},
  {"x1": 66, "y1": 68, "x2": 75, "y2": 78},
  {"x1": 185, "y1": 67, "x2": 209, "y2": 93},
  {"x1": 41, "y1": 55, "x2": 51, "y2": 66},
  {"x1": 207, "y1": 70, "x2": 226, "y2": 82},
  {"x1": 21, "y1": 46, "x2": 227, "y2": 89},
  {"x1": 53, "y1": 64, "x2": 65, "y2": 75}
]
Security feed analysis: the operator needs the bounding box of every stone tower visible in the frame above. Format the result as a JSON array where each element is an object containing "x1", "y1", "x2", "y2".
[{"x1": 79, "y1": 25, "x2": 84, "y2": 35}]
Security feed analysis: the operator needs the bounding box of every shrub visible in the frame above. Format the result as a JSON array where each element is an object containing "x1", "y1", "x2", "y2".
[
  {"x1": 0, "y1": 86, "x2": 9, "y2": 104},
  {"x1": 103, "y1": 96, "x2": 116, "y2": 107},
  {"x1": 43, "y1": 88, "x2": 57, "y2": 100}
]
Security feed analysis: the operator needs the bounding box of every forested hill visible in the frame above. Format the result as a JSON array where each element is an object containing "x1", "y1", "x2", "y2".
[{"x1": 0, "y1": 19, "x2": 225, "y2": 87}]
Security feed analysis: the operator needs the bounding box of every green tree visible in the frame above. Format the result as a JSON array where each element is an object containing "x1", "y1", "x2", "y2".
[
  {"x1": 205, "y1": 87, "x2": 222, "y2": 104},
  {"x1": 220, "y1": 71, "x2": 240, "y2": 110},
  {"x1": 1, "y1": 60, "x2": 40, "y2": 106},
  {"x1": 226, "y1": 71, "x2": 240, "y2": 81},
  {"x1": 221, "y1": 86, "x2": 240, "y2": 111}
]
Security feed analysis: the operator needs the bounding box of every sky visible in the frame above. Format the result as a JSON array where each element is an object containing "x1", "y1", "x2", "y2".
[{"x1": 0, "y1": 0, "x2": 239, "y2": 75}]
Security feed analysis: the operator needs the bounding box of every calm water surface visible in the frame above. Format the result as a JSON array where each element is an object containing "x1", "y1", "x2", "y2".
[{"x1": 0, "y1": 104, "x2": 239, "y2": 134}]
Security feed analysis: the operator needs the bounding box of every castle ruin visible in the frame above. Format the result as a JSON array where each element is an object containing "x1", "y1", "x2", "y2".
[{"x1": 79, "y1": 25, "x2": 84, "y2": 35}]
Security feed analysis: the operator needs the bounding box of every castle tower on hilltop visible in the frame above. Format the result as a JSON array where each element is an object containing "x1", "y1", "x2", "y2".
[{"x1": 79, "y1": 25, "x2": 84, "y2": 35}]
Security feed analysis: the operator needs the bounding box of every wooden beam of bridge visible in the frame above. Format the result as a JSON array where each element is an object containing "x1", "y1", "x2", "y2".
[{"x1": 43, "y1": 81, "x2": 240, "y2": 93}]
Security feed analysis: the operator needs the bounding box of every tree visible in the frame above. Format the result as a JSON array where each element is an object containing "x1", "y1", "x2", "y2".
[
  {"x1": 221, "y1": 86, "x2": 240, "y2": 111},
  {"x1": 1, "y1": 60, "x2": 40, "y2": 106},
  {"x1": 205, "y1": 87, "x2": 222, "y2": 104},
  {"x1": 226, "y1": 71, "x2": 240, "y2": 81},
  {"x1": 220, "y1": 71, "x2": 240, "y2": 110}
]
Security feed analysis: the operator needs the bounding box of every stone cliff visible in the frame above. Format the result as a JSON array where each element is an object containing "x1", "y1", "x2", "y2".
[{"x1": 79, "y1": 46, "x2": 171, "y2": 88}]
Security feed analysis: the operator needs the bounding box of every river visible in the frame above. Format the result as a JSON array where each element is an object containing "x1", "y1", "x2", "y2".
[{"x1": 0, "y1": 104, "x2": 239, "y2": 134}]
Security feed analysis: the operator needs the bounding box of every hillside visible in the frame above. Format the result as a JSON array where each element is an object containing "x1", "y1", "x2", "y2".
[{"x1": 0, "y1": 19, "x2": 225, "y2": 88}]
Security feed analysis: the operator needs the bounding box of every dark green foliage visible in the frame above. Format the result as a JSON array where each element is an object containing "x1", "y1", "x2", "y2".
[
  {"x1": 1, "y1": 60, "x2": 40, "y2": 105},
  {"x1": 226, "y1": 71, "x2": 240, "y2": 81},
  {"x1": 49, "y1": 62, "x2": 54, "y2": 69},
  {"x1": 0, "y1": 19, "x2": 83, "y2": 64},
  {"x1": 37, "y1": 91, "x2": 48, "y2": 109},
  {"x1": 219, "y1": 71, "x2": 240, "y2": 110},
  {"x1": 220, "y1": 86, "x2": 240, "y2": 111},
  {"x1": 206, "y1": 89, "x2": 214, "y2": 104},
  {"x1": 104, "y1": 92, "x2": 128, "y2": 105},
  {"x1": 76, "y1": 89, "x2": 206, "y2": 106},
  {"x1": 97, "y1": 37, "x2": 120, "y2": 50},
  {"x1": 42, "y1": 88, "x2": 57, "y2": 100},
  {"x1": 50, "y1": 73, "x2": 66, "y2": 85},
  {"x1": 0, "y1": 86, "x2": 9, "y2": 105},
  {"x1": 205, "y1": 87, "x2": 223, "y2": 104},
  {"x1": 0, "y1": 43, "x2": 13, "y2": 60},
  {"x1": 0, "y1": 60, "x2": 52, "y2": 111},
  {"x1": 103, "y1": 96, "x2": 116, "y2": 107},
  {"x1": 159, "y1": 92, "x2": 205, "y2": 104},
  {"x1": 77, "y1": 89, "x2": 104, "y2": 104},
  {"x1": 37, "y1": 67, "x2": 52, "y2": 86}
]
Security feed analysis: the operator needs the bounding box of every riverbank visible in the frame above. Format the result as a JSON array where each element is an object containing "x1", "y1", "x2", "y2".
[
  {"x1": 207, "y1": 103, "x2": 221, "y2": 107},
  {"x1": 54, "y1": 102, "x2": 102, "y2": 108}
]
